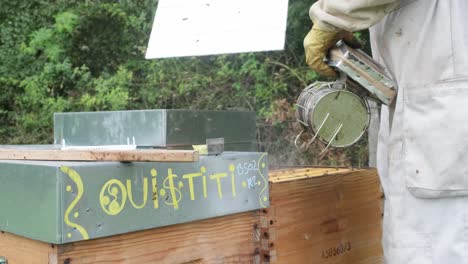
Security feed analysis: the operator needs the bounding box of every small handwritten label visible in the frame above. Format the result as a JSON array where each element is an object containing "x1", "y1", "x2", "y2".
[
  {"x1": 236, "y1": 160, "x2": 259, "y2": 176},
  {"x1": 321, "y1": 242, "x2": 351, "y2": 259},
  {"x1": 247, "y1": 176, "x2": 257, "y2": 189}
]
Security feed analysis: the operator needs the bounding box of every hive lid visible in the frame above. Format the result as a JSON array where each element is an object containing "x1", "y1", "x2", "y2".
[{"x1": 54, "y1": 109, "x2": 257, "y2": 151}]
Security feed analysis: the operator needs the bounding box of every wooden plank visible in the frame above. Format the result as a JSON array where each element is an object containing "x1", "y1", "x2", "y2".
[
  {"x1": 57, "y1": 211, "x2": 261, "y2": 264},
  {"x1": 269, "y1": 167, "x2": 356, "y2": 183},
  {"x1": 0, "y1": 231, "x2": 57, "y2": 264},
  {"x1": 0, "y1": 148, "x2": 199, "y2": 162},
  {"x1": 268, "y1": 168, "x2": 383, "y2": 264}
]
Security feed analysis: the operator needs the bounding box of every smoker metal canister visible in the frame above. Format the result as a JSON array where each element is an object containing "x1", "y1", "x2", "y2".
[{"x1": 295, "y1": 82, "x2": 370, "y2": 150}]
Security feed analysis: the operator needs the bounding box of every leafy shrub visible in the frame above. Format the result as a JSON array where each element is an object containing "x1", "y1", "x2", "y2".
[{"x1": 0, "y1": 0, "x2": 369, "y2": 166}]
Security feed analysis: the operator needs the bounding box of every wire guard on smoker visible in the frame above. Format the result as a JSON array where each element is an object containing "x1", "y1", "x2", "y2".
[{"x1": 295, "y1": 81, "x2": 370, "y2": 152}]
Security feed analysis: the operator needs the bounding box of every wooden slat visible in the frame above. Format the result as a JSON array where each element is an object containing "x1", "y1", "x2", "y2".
[
  {"x1": 0, "y1": 231, "x2": 57, "y2": 264},
  {"x1": 269, "y1": 167, "x2": 357, "y2": 183},
  {"x1": 268, "y1": 168, "x2": 383, "y2": 264},
  {"x1": 0, "y1": 148, "x2": 198, "y2": 162},
  {"x1": 57, "y1": 211, "x2": 261, "y2": 264}
]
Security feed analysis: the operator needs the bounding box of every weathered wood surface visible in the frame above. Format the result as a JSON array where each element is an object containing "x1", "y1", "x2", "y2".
[
  {"x1": 57, "y1": 211, "x2": 262, "y2": 264},
  {"x1": 0, "y1": 148, "x2": 198, "y2": 162},
  {"x1": 0, "y1": 231, "x2": 57, "y2": 264},
  {"x1": 268, "y1": 168, "x2": 383, "y2": 264}
]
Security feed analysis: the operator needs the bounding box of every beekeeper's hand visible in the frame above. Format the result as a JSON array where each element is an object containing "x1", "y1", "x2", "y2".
[{"x1": 304, "y1": 25, "x2": 361, "y2": 77}]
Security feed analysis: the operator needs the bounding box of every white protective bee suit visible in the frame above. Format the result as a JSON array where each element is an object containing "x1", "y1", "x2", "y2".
[{"x1": 310, "y1": 0, "x2": 468, "y2": 263}]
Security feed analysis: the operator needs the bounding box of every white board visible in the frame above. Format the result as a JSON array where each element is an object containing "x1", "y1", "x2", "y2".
[{"x1": 145, "y1": 0, "x2": 289, "y2": 59}]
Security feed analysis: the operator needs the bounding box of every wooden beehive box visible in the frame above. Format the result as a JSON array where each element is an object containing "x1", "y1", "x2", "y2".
[
  {"x1": 267, "y1": 167, "x2": 383, "y2": 264},
  {"x1": 0, "y1": 167, "x2": 382, "y2": 264}
]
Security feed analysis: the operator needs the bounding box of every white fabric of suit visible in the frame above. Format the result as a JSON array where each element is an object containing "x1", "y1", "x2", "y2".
[{"x1": 310, "y1": 0, "x2": 468, "y2": 263}]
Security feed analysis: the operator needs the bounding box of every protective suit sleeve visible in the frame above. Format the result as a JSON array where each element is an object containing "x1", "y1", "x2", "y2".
[{"x1": 310, "y1": 0, "x2": 400, "y2": 32}]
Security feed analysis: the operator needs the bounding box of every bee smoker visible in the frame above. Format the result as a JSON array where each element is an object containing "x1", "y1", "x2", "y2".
[{"x1": 295, "y1": 40, "x2": 396, "y2": 152}]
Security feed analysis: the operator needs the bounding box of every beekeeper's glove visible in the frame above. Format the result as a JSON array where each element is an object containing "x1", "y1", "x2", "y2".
[{"x1": 304, "y1": 25, "x2": 361, "y2": 77}]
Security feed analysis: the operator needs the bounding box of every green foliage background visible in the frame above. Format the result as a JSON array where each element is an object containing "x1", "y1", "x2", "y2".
[{"x1": 0, "y1": 0, "x2": 369, "y2": 167}]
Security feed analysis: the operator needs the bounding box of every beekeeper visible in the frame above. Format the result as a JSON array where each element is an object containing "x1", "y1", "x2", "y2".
[{"x1": 304, "y1": 0, "x2": 468, "y2": 263}]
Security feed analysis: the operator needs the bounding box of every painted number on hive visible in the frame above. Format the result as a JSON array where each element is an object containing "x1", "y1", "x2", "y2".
[
  {"x1": 236, "y1": 160, "x2": 259, "y2": 176},
  {"x1": 321, "y1": 242, "x2": 352, "y2": 259}
]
